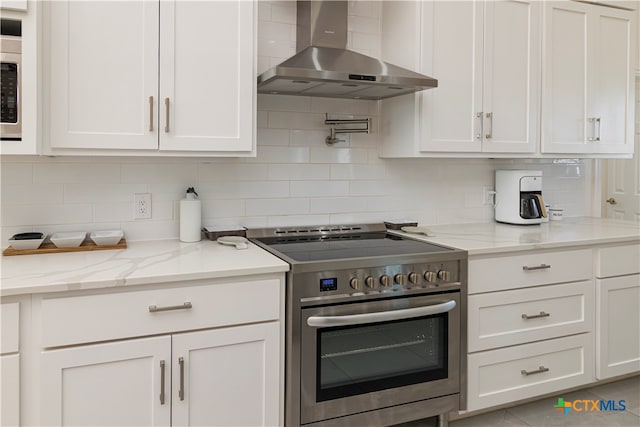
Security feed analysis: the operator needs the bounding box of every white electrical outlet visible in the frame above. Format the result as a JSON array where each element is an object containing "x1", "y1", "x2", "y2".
[{"x1": 134, "y1": 193, "x2": 152, "y2": 219}]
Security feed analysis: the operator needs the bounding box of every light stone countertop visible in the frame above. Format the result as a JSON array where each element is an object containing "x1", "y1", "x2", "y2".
[
  {"x1": 0, "y1": 239, "x2": 289, "y2": 297},
  {"x1": 392, "y1": 217, "x2": 640, "y2": 256},
  {"x1": 2, "y1": 217, "x2": 638, "y2": 297}
]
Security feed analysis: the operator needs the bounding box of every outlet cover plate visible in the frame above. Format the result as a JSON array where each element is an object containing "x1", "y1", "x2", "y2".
[{"x1": 134, "y1": 193, "x2": 152, "y2": 219}]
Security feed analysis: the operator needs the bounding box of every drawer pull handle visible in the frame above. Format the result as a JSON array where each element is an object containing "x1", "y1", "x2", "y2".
[
  {"x1": 148, "y1": 302, "x2": 193, "y2": 313},
  {"x1": 522, "y1": 264, "x2": 551, "y2": 271},
  {"x1": 178, "y1": 357, "x2": 185, "y2": 401},
  {"x1": 522, "y1": 311, "x2": 550, "y2": 320},
  {"x1": 521, "y1": 366, "x2": 549, "y2": 376},
  {"x1": 160, "y1": 360, "x2": 166, "y2": 405}
]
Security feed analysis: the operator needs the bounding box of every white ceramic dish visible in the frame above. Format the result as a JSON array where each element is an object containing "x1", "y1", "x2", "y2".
[
  {"x1": 50, "y1": 232, "x2": 86, "y2": 248},
  {"x1": 8, "y1": 233, "x2": 47, "y2": 250},
  {"x1": 90, "y1": 230, "x2": 124, "y2": 246},
  {"x1": 217, "y1": 235, "x2": 249, "y2": 250}
]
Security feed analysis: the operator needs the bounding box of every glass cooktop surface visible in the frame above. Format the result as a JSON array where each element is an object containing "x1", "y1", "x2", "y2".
[{"x1": 254, "y1": 232, "x2": 453, "y2": 262}]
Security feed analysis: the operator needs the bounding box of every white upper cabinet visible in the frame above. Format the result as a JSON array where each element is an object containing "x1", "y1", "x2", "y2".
[
  {"x1": 45, "y1": 1, "x2": 255, "y2": 155},
  {"x1": 541, "y1": 1, "x2": 636, "y2": 155},
  {"x1": 380, "y1": 0, "x2": 540, "y2": 156}
]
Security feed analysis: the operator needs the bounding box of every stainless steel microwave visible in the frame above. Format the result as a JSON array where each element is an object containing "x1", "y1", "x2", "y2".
[{"x1": 1, "y1": 18, "x2": 22, "y2": 141}]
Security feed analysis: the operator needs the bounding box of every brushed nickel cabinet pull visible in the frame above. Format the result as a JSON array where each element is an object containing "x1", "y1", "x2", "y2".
[
  {"x1": 522, "y1": 311, "x2": 550, "y2": 320},
  {"x1": 521, "y1": 366, "x2": 549, "y2": 376},
  {"x1": 164, "y1": 97, "x2": 170, "y2": 133},
  {"x1": 485, "y1": 112, "x2": 493, "y2": 139},
  {"x1": 148, "y1": 96, "x2": 154, "y2": 132},
  {"x1": 178, "y1": 357, "x2": 185, "y2": 401},
  {"x1": 160, "y1": 360, "x2": 166, "y2": 405},
  {"x1": 148, "y1": 302, "x2": 193, "y2": 313},
  {"x1": 522, "y1": 264, "x2": 551, "y2": 271},
  {"x1": 595, "y1": 117, "x2": 601, "y2": 141}
]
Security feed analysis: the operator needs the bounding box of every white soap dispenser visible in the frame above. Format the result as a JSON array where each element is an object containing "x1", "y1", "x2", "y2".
[{"x1": 179, "y1": 187, "x2": 201, "y2": 242}]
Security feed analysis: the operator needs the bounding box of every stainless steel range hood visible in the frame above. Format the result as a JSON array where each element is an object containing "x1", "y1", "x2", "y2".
[{"x1": 257, "y1": 1, "x2": 437, "y2": 100}]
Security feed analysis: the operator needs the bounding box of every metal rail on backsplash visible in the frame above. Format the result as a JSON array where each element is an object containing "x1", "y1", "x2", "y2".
[{"x1": 324, "y1": 113, "x2": 370, "y2": 145}]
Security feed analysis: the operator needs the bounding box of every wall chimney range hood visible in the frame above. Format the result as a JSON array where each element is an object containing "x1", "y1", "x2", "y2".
[{"x1": 257, "y1": 1, "x2": 437, "y2": 100}]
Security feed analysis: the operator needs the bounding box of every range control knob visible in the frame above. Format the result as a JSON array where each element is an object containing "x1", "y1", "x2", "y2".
[
  {"x1": 380, "y1": 275, "x2": 391, "y2": 287},
  {"x1": 349, "y1": 278, "x2": 360, "y2": 290},
  {"x1": 437, "y1": 270, "x2": 451, "y2": 282},
  {"x1": 365, "y1": 276, "x2": 376, "y2": 288},
  {"x1": 408, "y1": 272, "x2": 420, "y2": 284},
  {"x1": 424, "y1": 271, "x2": 437, "y2": 282},
  {"x1": 394, "y1": 274, "x2": 407, "y2": 285}
]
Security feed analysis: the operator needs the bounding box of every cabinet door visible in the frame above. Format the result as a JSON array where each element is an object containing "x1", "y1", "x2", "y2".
[
  {"x1": 596, "y1": 275, "x2": 640, "y2": 379},
  {"x1": 1, "y1": 354, "x2": 19, "y2": 427},
  {"x1": 420, "y1": 1, "x2": 483, "y2": 152},
  {"x1": 591, "y1": 6, "x2": 635, "y2": 154},
  {"x1": 40, "y1": 336, "x2": 171, "y2": 426},
  {"x1": 48, "y1": 1, "x2": 159, "y2": 150},
  {"x1": 171, "y1": 322, "x2": 280, "y2": 427},
  {"x1": 541, "y1": 1, "x2": 590, "y2": 153},
  {"x1": 482, "y1": 0, "x2": 539, "y2": 153},
  {"x1": 159, "y1": 1, "x2": 255, "y2": 153}
]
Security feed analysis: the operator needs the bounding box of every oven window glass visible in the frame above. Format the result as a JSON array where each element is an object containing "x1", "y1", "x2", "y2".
[{"x1": 316, "y1": 314, "x2": 447, "y2": 402}]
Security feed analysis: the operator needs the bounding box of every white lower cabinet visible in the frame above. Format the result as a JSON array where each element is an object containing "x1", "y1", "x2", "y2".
[
  {"x1": 36, "y1": 275, "x2": 283, "y2": 426},
  {"x1": 1, "y1": 300, "x2": 21, "y2": 427},
  {"x1": 41, "y1": 336, "x2": 172, "y2": 426},
  {"x1": 40, "y1": 323, "x2": 280, "y2": 426},
  {"x1": 467, "y1": 334, "x2": 593, "y2": 411},
  {"x1": 595, "y1": 243, "x2": 640, "y2": 379},
  {"x1": 1, "y1": 354, "x2": 20, "y2": 427},
  {"x1": 466, "y1": 249, "x2": 595, "y2": 412},
  {"x1": 172, "y1": 323, "x2": 280, "y2": 426}
]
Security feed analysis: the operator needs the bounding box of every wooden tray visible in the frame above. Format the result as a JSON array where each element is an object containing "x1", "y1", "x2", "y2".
[{"x1": 3, "y1": 239, "x2": 127, "y2": 256}]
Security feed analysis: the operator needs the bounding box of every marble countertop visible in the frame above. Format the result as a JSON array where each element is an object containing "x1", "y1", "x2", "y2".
[
  {"x1": 2, "y1": 217, "x2": 638, "y2": 297},
  {"x1": 0, "y1": 239, "x2": 289, "y2": 297},
  {"x1": 392, "y1": 217, "x2": 640, "y2": 256}
]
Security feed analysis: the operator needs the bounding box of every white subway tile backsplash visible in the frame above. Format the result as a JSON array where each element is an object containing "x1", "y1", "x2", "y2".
[
  {"x1": 310, "y1": 98, "x2": 370, "y2": 115},
  {"x1": 291, "y1": 181, "x2": 350, "y2": 197},
  {"x1": 347, "y1": 15, "x2": 380, "y2": 35},
  {"x1": 92, "y1": 202, "x2": 134, "y2": 223},
  {"x1": 257, "y1": 128, "x2": 290, "y2": 146},
  {"x1": 258, "y1": 20, "x2": 294, "y2": 42},
  {"x1": 246, "y1": 198, "x2": 309, "y2": 216},
  {"x1": 2, "y1": 184, "x2": 63, "y2": 205},
  {"x1": 331, "y1": 164, "x2": 385, "y2": 180},
  {"x1": 309, "y1": 147, "x2": 369, "y2": 164},
  {"x1": 349, "y1": 1, "x2": 380, "y2": 19},
  {"x1": 1, "y1": 162, "x2": 33, "y2": 184},
  {"x1": 34, "y1": 163, "x2": 121, "y2": 184},
  {"x1": 258, "y1": 94, "x2": 311, "y2": 113},
  {"x1": 121, "y1": 163, "x2": 198, "y2": 184},
  {"x1": 309, "y1": 197, "x2": 364, "y2": 214},
  {"x1": 199, "y1": 163, "x2": 269, "y2": 182},
  {"x1": 245, "y1": 146, "x2": 310, "y2": 163},
  {"x1": 290, "y1": 130, "x2": 328, "y2": 146},
  {"x1": 63, "y1": 184, "x2": 148, "y2": 203},
  {"x1": 257, "y1": 38, "x2": 295, "y2": 59},
  {"x1": 2, "y1": 204, "x2": 93, "y2": 227},
  {"x1": 268, "y1": 112, "x2": 325, "y2": 130},
  {"x1": 202, "y1": 199, "x2": 245, "y2": 220},
  {"x1": 270, "y1": 2, "x2": 296, "y2": 24},
  {"x1": 268, "y1": 164, "x2": 330, "y2": 180},
  {"x1": 266, "y1": 214, "x2": 330, "y2": 227}
]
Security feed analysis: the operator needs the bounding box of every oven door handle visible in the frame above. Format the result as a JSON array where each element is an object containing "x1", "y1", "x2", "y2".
[{"x1": 306, "y1": 300, "x2": 456, "y2": 328}]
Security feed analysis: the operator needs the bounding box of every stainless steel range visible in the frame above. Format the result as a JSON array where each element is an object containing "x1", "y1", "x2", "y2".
[{"x1": 248, "y1": 224, "x2": 467, "y2": 427}]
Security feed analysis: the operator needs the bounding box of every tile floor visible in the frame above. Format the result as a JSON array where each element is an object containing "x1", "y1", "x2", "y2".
[{"x1": 397, "y1": 376, "x2": 640, "y2": 427}]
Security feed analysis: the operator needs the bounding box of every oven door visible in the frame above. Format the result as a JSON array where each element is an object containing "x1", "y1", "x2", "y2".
[{"x1": 300, "y1": 292, "x2": 460, "y2": 425}]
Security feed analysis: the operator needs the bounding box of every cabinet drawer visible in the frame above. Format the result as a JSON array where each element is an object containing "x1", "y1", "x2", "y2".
[
  {"x1": 468, "y1": 281, "x2": 593, "y2": 352},
  {"x1": 469, "y1": 249, "x2": 592, "y2": 294},
  {"x1": 41, "y1": 277, "x2": 282, "y2": 348},
  {"x1": 467, "y1": 333, "x2": 593, "y2": 411},
  {"x1": 1, "y1": 302, "x2": 19, "y2": 354},
  {"x1": 596, "y1": 244, "x2": 640, "y2": 278}
]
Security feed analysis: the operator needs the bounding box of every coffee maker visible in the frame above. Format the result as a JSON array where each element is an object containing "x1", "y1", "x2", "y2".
[{"x1": 495, "y1": 170, "x2": 547, "y2": 225}]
